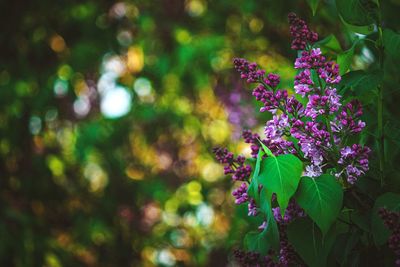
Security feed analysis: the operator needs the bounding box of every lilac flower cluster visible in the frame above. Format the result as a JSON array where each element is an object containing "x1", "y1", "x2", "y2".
[
  {"x1": 331, "y1": 100, "x2": 366, "y2": 134},
  {"x1": 272, "y1": 199, "x2": 306, "y2": 225},
  {"x1": 277, "y1": 231, "x2": 298, "y2": 267},
  {"x1": 231, "y1": 13, "x2": 370, "y2": 184},
  {"x1": 216, "y1": 13, "x2": 371, "y2": 267},
  {"x1": 235, "y1": 225, "x2": 300, "y2": 267},
  {"x1": 233, "y1": 249, "x2": 277, "y2": 267},
  {"x1": 232, "y1": 183, "x2": 249, "y2": 204},
  {"x1": 337, "y1": 144, "x2": 371, "y2": 184},
  {"x1": 378, "y1": 208, "x2": 400, "y2": 266},
  {"x1": 213, "y1": 147, "x2": 252, "y2": 181},
  {"x1": 213, "y1": 147, "x2": 257, "y2": 211},
  {"x1": 288, "y1": 12, "x2": 318, "y2": 50},
  {"x1": 242, "y1": 129, "x2": 261, "y2": 158},
  {"x1": 233, "y1": 244, "x2": 298, "y2": 267},
  {"x1": 233, "y1": 58, "x2": 265, "y2": 83}
]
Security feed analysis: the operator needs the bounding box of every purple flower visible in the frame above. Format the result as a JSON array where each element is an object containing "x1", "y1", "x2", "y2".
[
  {"x1": 337, "y1": 144, "x2": 371, "y2": 184},
  {"x1": 213, "y1": 147, "x2": 252, "y2": 180},
  {"x1": 232, "y1": 182, "x2": 249, "y2": 204},
  {"x1": 288, "y1": 12, "x2": 318, "y2": 50},
  {"x1": 258, "y1": 221, "x2": 267, "y2": 230},
  {"x1": 248, "y1": 198, "x2": 258, "y2": 216},
  {"x1": 264, "y1": 114, "x2": 289, "y2": 142},
  {"x1": 265, "y1": 73, "x2": 281, "y2": 88},
  {"x1": 272, "y1": 199, "x2": 306, "y2": 224},
  {"x1": 232, "y1": 165, "x2": 252, "y2": 181},
  {"x1": 233, "y1": 58, "x2": 265, "y2": 83},
  {"x1": 294, "y1": 48, "x2": 325, "y2": 69},
  {"x1": 304, "y1": 164, "x2": 323, "y2": 177},
  {"x1": 319, "y1": 61, "x2": 341, "y2": 84},
  {"x1": 332, "y1": 100, "x2": 366, "y2": 134},
  {"x1": 242, "y1": 129, "x2": 261, "y2": 158},
  {"x1": 378, "y1": 208, "x2": 400, "y2": 266}
]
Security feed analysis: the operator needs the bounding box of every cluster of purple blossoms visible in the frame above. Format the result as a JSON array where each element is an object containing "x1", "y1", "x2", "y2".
[
  {"x1": 277, "y1": 232, "x2": 298, "y2": 267},
  {"x1": 233, "y1": 58, "x2": 266, "y2": 83},
  {"x1": 242, "y1": 129, "x2": 261, "y2": 158},
  {"x1": 213, "y1": 147, "x2": 252, "y2": 181},
  {"x1": 294, "y1": 69, "x2": 313, "y2": 97},
  {"x1": 216, "y1": 13, "x2": 372, "y2": 267},
  {"x1": 272, "y1": 199, "x2": 306, "y2": 225},
  {"x1": 331, "y1": 100, "x2": 366, "y2": 134},
  {"x1": 232, "y1": 13, "x2": 370, "y2": 184},
  {"x1": 378, "y1": 208, "x2": 400, "y2": 266},
  {"x1": 288, "y1": 12, "x2": 318, "y2": 50},
  {"x1": 233, "y1": 239, "x2": 298, "y2": 267},
  {"x1": 213, "y1": 147, "x2": 256, "y2": 211},
  {"x1": 233, "y1": 249, "x2": 277, "y2": 267},
  {"x1": 232, "y1": 183, "x2": 249, "y2": 204},
  {"x1": 337, "y1": 144, "x2": 370, "y2": 184}
]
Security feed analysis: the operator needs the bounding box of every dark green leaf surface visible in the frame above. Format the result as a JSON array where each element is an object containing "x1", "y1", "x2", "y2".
[
  {"x1": 306, "y1": 0, "x2": 320, "y2": 15},
  {"x1": 371, "y1": 192, "x2": 400, "y2": 246},
  {"x1": 295, "y1": 175, "x2": 343, "y2": 235},
  {"x1": 383, "y1": 29, "x2": 400, "y2": 60},
  {"x1": 244, "y1": 190, "x2": 280, "y2": 254},
  {"x1": 258, "y1": 154, "x2": 303, "y2": 216},
  {"x1": 337, "y1": 42, "x2": 356, "y2": 75},
  {"x1": 287, "y1": 217, "x2": 338, "y2": 267},
  {"x1": 336, "y1": 0, "x2": 378, "y2": 26},
  {"x1": 247, "y1": 149, "x2": 264, "y2": 202}
]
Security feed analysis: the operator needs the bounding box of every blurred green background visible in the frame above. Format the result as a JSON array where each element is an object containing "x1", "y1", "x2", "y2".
[{"x1": 1, "y1": 0, "x2": 400, "y2": 266}]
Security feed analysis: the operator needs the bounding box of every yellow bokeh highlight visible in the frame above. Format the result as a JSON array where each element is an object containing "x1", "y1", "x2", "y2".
[
  {"x1": 185, "y1": 0, "x2": 206, "y2": 17},
  {"x1": 125, "y1": 167, "x2": 144, "y2": 180},
  {"x1": 249, "y1": 17, "x2": 264, "y2": 33},
  {"x1": 204, "y1": 119, "x2": 230, "y2": 143},
  {"x1": 175, "y1": 29, "x2": 192, "y2": 44},
  {"x1": 47, "y1": 155, "x2": 65, "y2": 177},
  {"x1": 127, "y1": 46, "x2": 144, "y2": 73},
  {"x1": 57, "y1": 65, "x2": 73, "y2": 80},
  {"x1": 49, "y1": 34, "x2": 66, "y2": 53},
  {"x1": 200, "y1": 161, "x2": 222, "y2": 182}
]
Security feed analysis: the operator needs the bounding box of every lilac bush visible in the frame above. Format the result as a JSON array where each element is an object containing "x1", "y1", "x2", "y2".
[
  {"x1": 213, "y1": 13, "x2": 378, "y2": 266},
  {"x1": 232, "y1": 14, "x2": 370, "y2": 185},
  {"x1": 379, "y1": 208, "x2": 400, "y2": 266}
]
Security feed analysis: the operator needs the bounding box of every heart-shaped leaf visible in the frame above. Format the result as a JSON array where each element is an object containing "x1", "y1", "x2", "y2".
[
  {"x1": 258, "y1": 154, "x2": 303, "y2": 216},
  {"x1": 295, "y1": 175, "x2": 343, "y2": 235}
]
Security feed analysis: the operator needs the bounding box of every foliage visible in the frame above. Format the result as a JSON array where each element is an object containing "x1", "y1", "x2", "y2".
[
  {"x1": 214, "y1": 1, "x2": 400, "y2": 266},
  {"x1": 1, "y1": 0, "x2": 400, "y2": 266}
]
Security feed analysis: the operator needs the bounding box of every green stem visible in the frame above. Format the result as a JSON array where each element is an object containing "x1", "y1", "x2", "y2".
[{"x1": 377, "y1": 25, "x2": 385, "y2": 186}]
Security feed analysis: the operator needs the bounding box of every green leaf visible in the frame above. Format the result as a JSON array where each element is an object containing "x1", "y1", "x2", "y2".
[
  {"x1": 259, "y1": 189, "x2": 280, "y2": 251},
  {"x1": 315, "y1": 34, "x2": 342, "y2": 53},
  {"x1": 336, "y1": 0, "x2": 378, "y2": 26},
  {"x1": 332, "y1": 231, "x2": 361, "y2": 266},
  {"x1": 371, "y1": 192, "x2": 400, "y2": 246},
  {"x1": 287, "y1": 217, "x2": 339, "y2": 267},
  {"x1": 306, "y1": 0, "x2": 320, "y2": 15},
  {"x1": 259, "y1": 140, "x2": 274, "y2": 158},
  {"x1": 247, "y1": 149, "x2": 264, "y2": 202},
  {"x1": 383, "y1": 29, "x2": 400, "y2": 60},
  {"x1": 339, "y1": 15, "x2": 375, "y2": 35},
  {"x1": 338, "y1": 70, "x2": 382, "y2": 103},
  {"x1": 295, "y1": 175, "x2": 343, "y2": 235},
  {"x1": 244, "y1": 228, "x2": 274, "y2": 256},
  {"x1": 244, "y1": 190, "x2": 280, "y2": 254},
  {"x1": 337, "y1": 41, "x2": 356, "y2": 75},
  {"x1": 258, "y1": 154, "x2": 303, "y2": 216}
]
